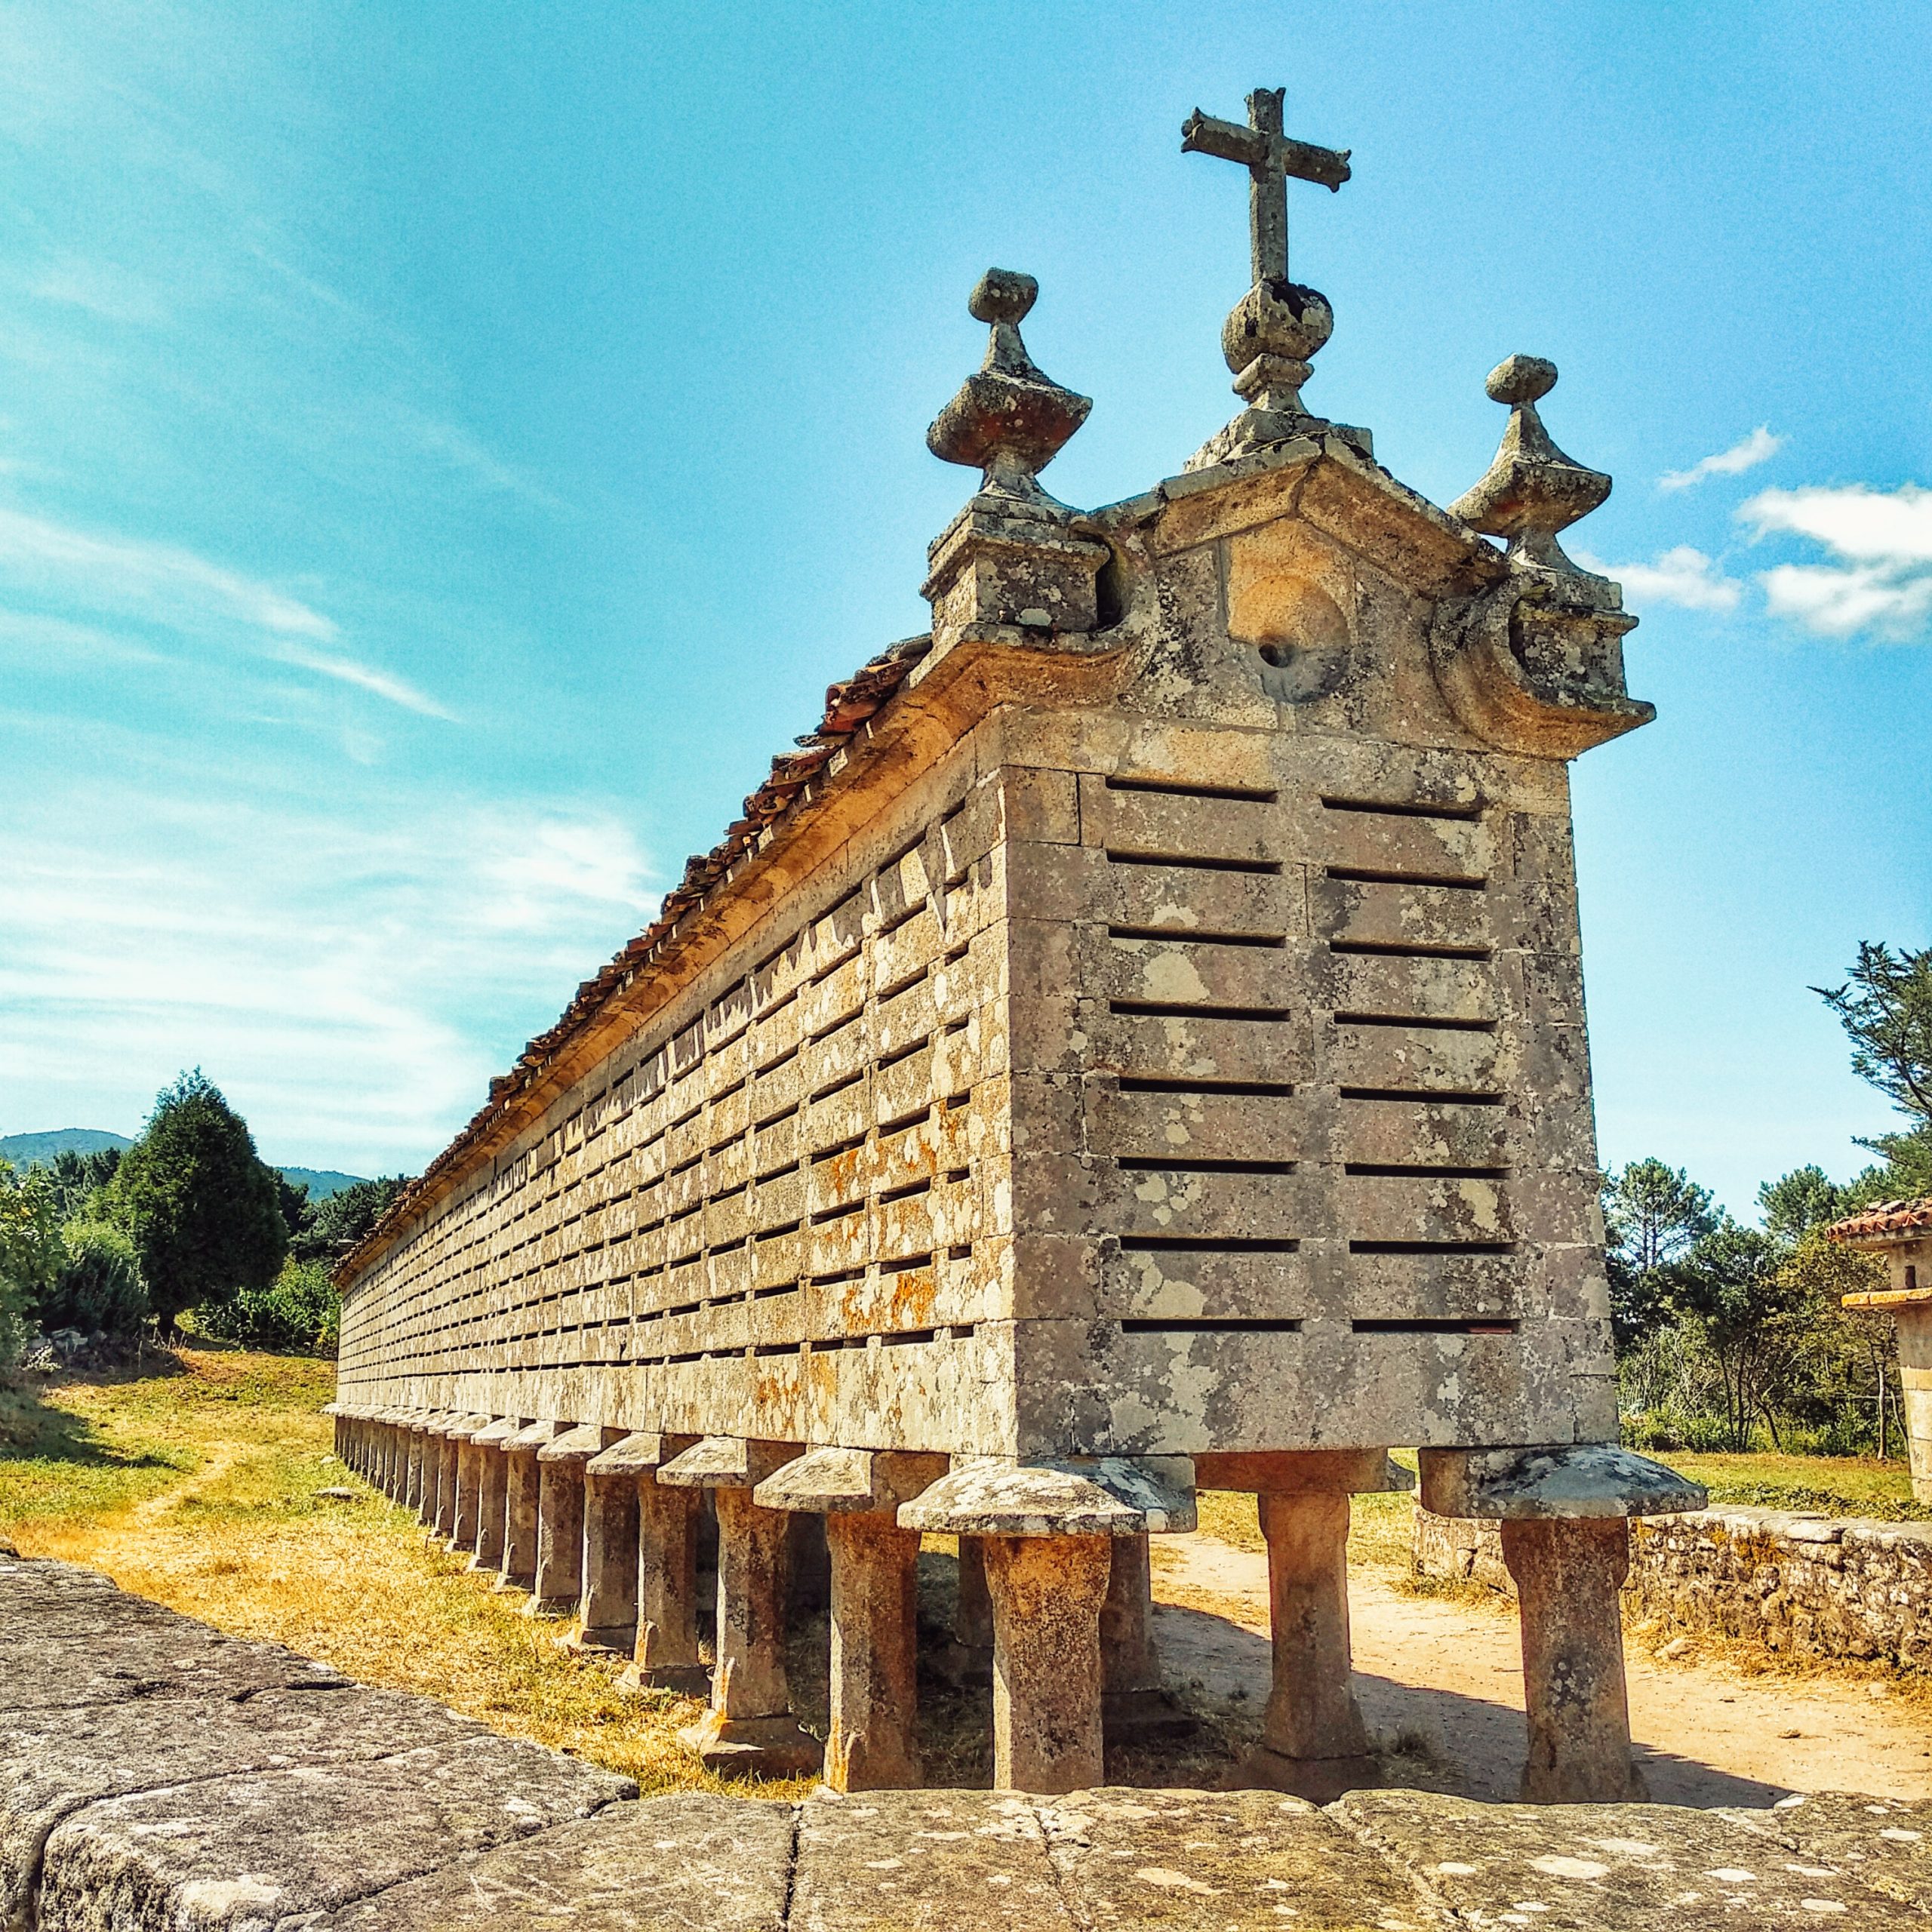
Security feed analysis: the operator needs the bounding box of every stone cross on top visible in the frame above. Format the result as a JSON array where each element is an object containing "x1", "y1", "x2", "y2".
[{"x1": 1182, "y1": 87, "x2": 1349, "y2": 290}]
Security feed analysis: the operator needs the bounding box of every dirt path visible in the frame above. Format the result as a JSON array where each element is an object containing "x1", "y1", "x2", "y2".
[{"x1": 1152, "y1": 1532, "x2": 1932, "y2": 1807}]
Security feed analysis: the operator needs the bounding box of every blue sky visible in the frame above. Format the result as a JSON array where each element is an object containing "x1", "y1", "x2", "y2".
[{"x1": 1, "y1": 2, "x2": 1927, "y2": 1217}]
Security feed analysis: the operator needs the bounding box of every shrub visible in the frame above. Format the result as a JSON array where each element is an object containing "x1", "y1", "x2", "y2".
[
  {"x1": 197, "y1": 1259, "x2": 340, "y2": 1355},
  {"x1": 42, "y1": 1221, "x2": 149, "y2": 1335}
]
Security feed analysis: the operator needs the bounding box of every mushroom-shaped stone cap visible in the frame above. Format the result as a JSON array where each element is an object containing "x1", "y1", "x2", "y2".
[
  {"x1": 970, "y1": 268, "x2": 1036, "y2": 325},
  {"x1": 1420, "y1": 1444, "x2": 1707, "y2": 1521},
  {"x1": 1485, "y1": 352, "x2": 1557, "y2": 405}
]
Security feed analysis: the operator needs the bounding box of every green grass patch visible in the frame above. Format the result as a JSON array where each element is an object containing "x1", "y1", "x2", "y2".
[{"x1": 1651, "y1": 1449, "x2": 1929, "y2": 1521}]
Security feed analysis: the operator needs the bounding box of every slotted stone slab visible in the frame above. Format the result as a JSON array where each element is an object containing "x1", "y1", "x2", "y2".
[
  {"x1": 35, "y1": 1737, "x2": 633, "y2": 1931},
  {"x1": 1038, "y1": 1788, "x2": 1436, "y2": 1930},
  {"x1": 1333, "y1": 1788, "x2": 1915, "y2": 1927},
  {"x1": 300, "y1": 1794, "x2": 795, "y2": 1930},
  {"x1": 790, "y1": 1789, "x2": 1074, "y2": 1931},
  {"x1": 1727, "y1": 1792, "x2": 1932, "y2": 1914},
  {"x1": 0, "y1": 1687, "x2": 488, "y2": 1923}
]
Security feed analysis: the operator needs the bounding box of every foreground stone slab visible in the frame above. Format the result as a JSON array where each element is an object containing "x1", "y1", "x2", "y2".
[
  {"x1": 0, "y1": 1687, "x2": 488, "y2": 1924},
  {"x1": 790, "y1": 1789, "x2": 1072, "y2": 1932},
  {"x1": 1729, "y1": 1791, "x2": 1932, "y2": 1914},
  {"x1": 0, "y1": 1620, "x2": 350, "y2": 1715},
  {"x1": 303, "y1": 1793, "x2": 795, "y2": 1931},
  {"x1": 1038, "y1": 1788, "x2": 1434, "y2": 1930},
  {"x1": 1334, "y1": 1787, "x2": 1916, "y2": 1927},
  {"x1": 35, "y1": 1738, "x2": 634, "y2": 1932}
]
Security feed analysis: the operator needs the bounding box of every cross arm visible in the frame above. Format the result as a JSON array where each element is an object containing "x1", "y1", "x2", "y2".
[{"x1": 1181, "y1": 109, "x2": 1352, "y2": 192}]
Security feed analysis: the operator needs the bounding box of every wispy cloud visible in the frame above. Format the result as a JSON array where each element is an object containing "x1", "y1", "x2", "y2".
[
  {"x1": 0, "y1": 505, "x2": 335, "y2": 639},
  {"x1": 0, "y1": 774, "x2": 656, "y2": 1171},
  {"x1": 270, "y1": 644, "x2": 456, "y2": 721},
  {"x1": 1574, "y1": 545, "x2": 1742, "y2": 611},
  {"x1": 1741, "y1": 482, "x2": 1932, "y2": 637},
  {"x1": 1660, "y1": 426, "x2": 1783, "y2": 492}
]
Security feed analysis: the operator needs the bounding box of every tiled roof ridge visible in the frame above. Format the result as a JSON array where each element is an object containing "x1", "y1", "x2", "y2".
[
  {"x1": 1827, "y1": 1195, "x2": 1932, "y2": 1241},
  {"x1": 338, "y1": 632, "x2": 934, "y2": 1281}
]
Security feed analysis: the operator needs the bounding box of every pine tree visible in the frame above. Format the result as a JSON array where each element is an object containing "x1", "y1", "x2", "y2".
[{"x1": 109, "y1": 1071, "x2": 288, "y2": 1334}]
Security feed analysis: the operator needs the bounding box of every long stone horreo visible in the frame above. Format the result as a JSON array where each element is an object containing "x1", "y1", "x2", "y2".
[
  {"x1": 330, "y1": 89, "x2": 1701, "y2": 1800},
  {"x1": 1830, "y1": 1195, "x2": 1932, "y2": 1502}
]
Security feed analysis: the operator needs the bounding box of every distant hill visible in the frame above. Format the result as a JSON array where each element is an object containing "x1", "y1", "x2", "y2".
[
  {"x1": 1, "y1": 1130, "x2": 368, "y2": 1201},
  {"x1": 0, "y1": 1128, "x2": 131, "y2": 1164}
]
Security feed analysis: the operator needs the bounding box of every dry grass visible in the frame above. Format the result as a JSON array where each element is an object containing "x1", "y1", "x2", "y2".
[{"x1": 0, "y1": 1349, "x2": 808, "y2": 1797}]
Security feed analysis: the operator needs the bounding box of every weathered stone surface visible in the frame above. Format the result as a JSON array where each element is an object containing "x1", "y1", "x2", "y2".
[
  {"x1": 1419, "y1": 1444, "x2": 1706, "y2": 1521},
  {"x1": 899, "y1": 1459, "x2": 1195, "y2": 1537},
  {"x1": 1040, "y1": 1788, "x2": 1432, "y2": 1930},
  {"x1": 1334, "y1": 1788, "x2": 1915, "y2": 1927},
  {"x1": 35, "y1": 1737, "x2": 632, "y2": 1931},
  {"x1": 791, "y1": 1789, "x2": 1072, "y2": 1932},
  {"x1": 300, "y1": 1794, "x2": 794, "y2": 1931},
  {"x1": 1416, "y1": 1505, "x2": 1932, "y2": 1672},
  {"x1": 0, "y1": 1688, "x2": 487, "y2": 1923},
  {"x1": 1728, "y1": 1792, "x2": 1932, "y2": 1913}
]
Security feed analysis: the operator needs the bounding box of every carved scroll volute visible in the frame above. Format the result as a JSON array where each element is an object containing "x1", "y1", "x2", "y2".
[{"x1": 1434, "y1": 354, "x2": 1655, "y2": 758}]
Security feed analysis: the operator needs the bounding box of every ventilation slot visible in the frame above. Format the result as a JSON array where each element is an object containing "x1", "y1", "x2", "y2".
[
  {"x1": 1332, "y1": 1012, "x2": 1497, "y2": 1033},
  {"x1": 1326, "y1": 865, "x2": 1485, "y2": 892},
  {"x1": 1121, "y1": 1318, "x2": 1303, "y2": 1334},
  {"x1": 879, "y1": 1252, "x2": 933, "y2": 1275},
  {"x1": 1110, "y1": 924, "x2": 1286, "y2": 949},
  {"x1": 1107, "y1": 850, "x2": 1283, "y2": 876},
  {"x1": 1106, "y1": 775, "x2": 1279, "y2": 803},
  {"x1": 1120, "y1": 1235, "x2": 1300, "y2": 1254},
  {"x1": 1349, "y1": 1240, "x2": 1515, "y2": 1256},
  {"x1": 1116, "y1": 1157, "x2": 1298, "y2": 1176},
  {"x1": 1330, "y1": 940, "x2": 1492, "y2": 961},
  {"x1": 1345, "y1": 1164, "x2": 1509, "y2": 1180},
  {"x1": 1111, "y1": 1000, "x2": 1291, "y2": 1023},
  {"x1": 1339, "y1": 1087, "x2": 1503, "y2": 1106},
  {"x1": 1352, "y1": 1318, "x2": 1519, "y2": 1334},
  {"x1": 1118, "y1": 1075, "x2": 1296, "y2": 1098},
  {"x1": 1320, "y1": 795, "x2": 1483, "y2": 821}
]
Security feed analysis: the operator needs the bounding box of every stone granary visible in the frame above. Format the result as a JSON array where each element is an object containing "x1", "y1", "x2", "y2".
[
  {"x1": 1831, "y1": 1195, "x2": 1932, "y2": 1501},
  {"x1": 330, "y1": 88, "x2": 1703, "y2": 1802}
]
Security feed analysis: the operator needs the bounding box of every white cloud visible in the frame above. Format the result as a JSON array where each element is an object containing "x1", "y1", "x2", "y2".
[
  {"x1": 1659, "y1": 426, "x2": 1783, "y2": 492},
  {"x1": 0, "y1": 505, "x2": 335, "y2": 640},
  {"x1": 1574, "y1": 545, "x2": 1742, "y2": 612},
  {"x1": 0, "y1": 777, "x2": 656, "y2": 1172},
  {"x1": 1740, "y1": 482, "x2": 1932, "y2": 638},
  {"x1": 270, "y1": 644, "x2": 455, "y2": 721}
]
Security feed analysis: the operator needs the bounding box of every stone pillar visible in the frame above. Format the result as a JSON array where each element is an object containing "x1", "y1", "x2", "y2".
[
  {"x1": 469, "y1": 1420, "x2": 518, "y2": 1573},
  {"x1": 432, "y1": 1426, "x2": 460, "y2": 1539},
  {"x1": 1899, "y1": 1304, "x2": 1932, "y2": 1503},
  {"x1": 957, "y1": 1535, "x2": 992, "y2": 1645},
  {"x1": 1418, "y1": 1443, "x2": 1705, "y2": 1806},
  {"x1": 632, "y1": 1472, "x2": 706, "y2": 1693},
  {"x1": 754, "y1": 1446, "x2": 946, "y2": 1793},
  {"x1": 824, "y1": 1512, "x2": 922, "y2": 1790},
  {"x1": 1247, "y1": 1488, "x2": 1375, "y2": 1799},
  {"x1": 663, "y1": 1437, "x2": 820, "y2": 1777},
  {"x1": 498, "y1": 1421, "x2": 555, "y2": 1592},
  {"x1": 403, "y1": 1423, "x2": 425, "y2": 1514},
  {"x1": 530, "y1": 1426, "x2": 605, "y2": 1618},
  {"x1": 448, "y1": 1419, "x2": 485, "y2": 1552},
  {"x1": 1097, "y1": 1532, "x2": 1194, "y2": 1745},
  {"x1": 981, "y1": 1533, "x2": 1112, "y2": 1794},
  {"x1": 578, "y1": 1456, "x2": 641, "y2": 1654},
  {"x1": 1501, "y1": 1518, "x2": 1646, "y2": 1804}
]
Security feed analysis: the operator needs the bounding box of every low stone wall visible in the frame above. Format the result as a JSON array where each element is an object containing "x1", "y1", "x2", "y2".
[
  {"x1": 1414, "y1": 1506, "x2": 1932, "y2": 1670},
  {"x1": 3, "y1": 1549, "x2": 1927, "y2": 1927}
]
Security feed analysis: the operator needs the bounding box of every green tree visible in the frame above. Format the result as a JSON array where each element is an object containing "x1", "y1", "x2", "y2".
[
  {"x1": 1667, "y1": 1217, "x2": 1810, "y2": 1450},
  {"x1": 1602, "y1": 1158, "x2": 1718, "y2": 1347},
  {"x1": 0, "y1": 1160, "x2": 62, "y2": 1361},
  {"x1": 1757, "y1": 1164, "x2": 1845, "y2": 1244},
  {"x1": 107, "y1": 1071, "x2": 288, "y2": 1334},
  {"x1": 1817, "y1": 941, "x2": 1932, "y2": 1121},
  {"x1": 292, "y1": 1176, "x2": 409, "y2": 1264},
  {"x1": 197, "y1": 1257, "x2": 339, "y2": 1354},
  {"x1": 43, "y1": 1221, "x2": 149, "y2": 1336}
]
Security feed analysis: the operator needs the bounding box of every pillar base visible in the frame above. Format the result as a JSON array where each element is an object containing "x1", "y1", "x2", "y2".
[
  {"x1": 621, "y1": 1660, "x2": 712, "y2": 1697},
  {"x1": 678, "y1": 1710, "x2": 824, "y2": 1780},
  {"x1": 521, "y1": 1593, "x2": 578, "y2": 1619},
  {"x1": 572, "y1": 1622, "x2": 638, "y2": 1655},
  {"x1": 1240, "y1": 1744, "x2": 1380, "y2": 1804},
  {"x1": 493, "y1": 1572, "x2": 534, "y2": 1595},
  {"x1": 1102, "y1": 1684, "x2": 1198, "y2": 1745}
]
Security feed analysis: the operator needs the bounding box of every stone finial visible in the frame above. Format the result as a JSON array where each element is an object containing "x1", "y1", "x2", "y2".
[
  {"x1": 1451, "y1": 355, "x2": 1612, "y2": 574},
  {"x1": 927, "y1": 269, "x2": 1091, "y2": 506}
]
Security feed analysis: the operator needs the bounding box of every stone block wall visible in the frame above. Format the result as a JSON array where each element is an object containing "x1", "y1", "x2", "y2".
[{"x1": 1414, "y1": 1504, "x2": 1932, "y2": 1670}]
